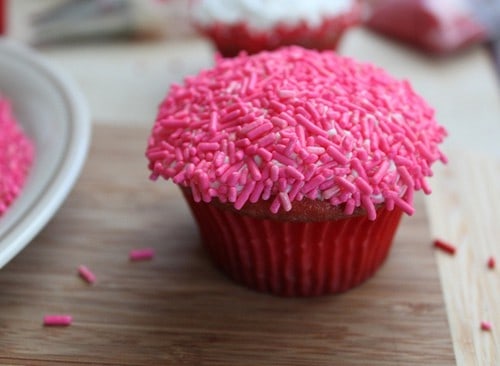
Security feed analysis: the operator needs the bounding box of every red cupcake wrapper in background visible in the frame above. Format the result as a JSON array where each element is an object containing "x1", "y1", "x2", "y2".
[
  {"x1": 182, "y1": 190, "x2": 403, "y2": 297},
  {"x1": 195, "y1": 8, "x2": 361, "y2": 57},
  {"x1": 0, "y1": 0, "x2": 6, "y2": 35}
]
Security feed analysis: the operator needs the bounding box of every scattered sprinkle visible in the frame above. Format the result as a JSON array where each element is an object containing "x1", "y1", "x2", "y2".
[
  {"x1": 481, "y1": 321, "x2": 492, "y2": 332},
  {"x1": 43, "y1": 314, "x2": 72, "y2": 327},
  {"x1": 487, "y1": 256, "x2": 495, "y2": 270},
  {"x1": 433, "y1": 239, "x2": 456, "y2": 255},
  {"x1": 129, "y1": 248, "x2": 155, "y2": 261},
  {"x1": 78, "y1": 265, "x2": 96, "y2": 284}
]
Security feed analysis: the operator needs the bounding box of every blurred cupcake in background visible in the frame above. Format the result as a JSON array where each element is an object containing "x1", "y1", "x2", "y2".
[{"x1": 190, "y1": 0, "x2": 361, "y2": 56}]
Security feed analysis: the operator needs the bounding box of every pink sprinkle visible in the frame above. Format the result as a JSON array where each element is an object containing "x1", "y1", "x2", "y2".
[
  {"x1": 270, "y1": 116, "x2": 287, "y2": 128},
  {"x1": 209, "y1": 111, "x2": 218, "y2": 131},
  {"x1": 246, "y1": 158, "x2": 262, "y2": 181},
  {"x1": 361, "y1": 195, "x2": 376, "y2": 221},
  {"x1": 481, "y1": 321, "x2": 492, "y2": 332},
  {"x1": 305, "y1": 101, "x2": 321, "y2": 120},
  {"x1": 129, "y1": 248, "x2": 155, "y2": 261},
  {"x1": 302, "y1": 174, "x2": 326, "y2": 193},
  {"x1": 220, "y1": 109, "x2": 242, "y2": 123},
  {"x1": 272, "y1": 151, "x2": 295, "y2": 166},
  {"x1": 198, "y1": 142, "x2": 220, "y2": 152},
  {"x1": 344, "y1": 199, "x2": 356, "y2": 215},
  {"x1": 288, "y1": 181, "x2": 304, "y2": 200},
  {"x1": 78, "y1": 265, "x2": 96, "y2": 284},
  {"x1": 228, "y1": 186, "x2": 237, "y2": 202},
  {"x1": 43, "y1": 315, "x2": 72, "y2": 326},
  {"x1": 269, "y1": 100, "x2": 286, "y2": 112},
  {"x1": 285, "y1": 166, "x2": 304, "y2": 181},
  {"x1": 256, "y1": 147, "x2": 273, "y2": 161},
  {"x1": 234, "y1": 181, "x2": 256, "y2": 209},
  {"x1": 295, "y1": 125, "x2": 306, "y2": 146},
  {"x1": 336, "y1": 176, "x2": 356, "y2": 193},
  {"x1": 246, "y1": 121, "x2": 273, "y2": 139},
  {"x1": 372, "y1": 160, "x2": 390, "y2": 184},
  {"x1": 355, "y1": 177, "x2": 372, "y2": 195},
  {"x1": 398, "y1": 166, "x2": 414, "y2": 187},
  {"x1": 256, "y1": 133, "x2": 276, "y2": 147},
  {"x1": 295, "y1": 114, "x2": 328, "y2": 137},
  {"x1": 159, "y1": 118, "x2": 189, "y2": 128},
  {"x1": 227, "y1": 172, "x2": 240, "y2": 187},
  {"x1": 249, "y1": 182, "x2": 265, "y2": 203},
  {"x1": 297, "y1": 106, "x2": 312, "y2": 119},
  {"x1": 248, "y1": 71, "x2": 257, "y2": 91},
  {"x1": 279, "y1": 89, "x2": 295, "y2": 99},
  {"x1": 306, "y1": 146, "x2": 325, "y2": 155},
  {"x1": 487, "y1": 256, "x2": 495, "y2": 269},
  {"x1": 269, "y1": 195, "x2": 282, "y2": 214},
  {"x1": 0, "y1": 97, "x2": 35, "y2": 218},
  {"x1": 393, "y1": 195, "x2": 415, "y2": 215},
  {"x1": 326, "y1": 145, "x2": 348, "y2": 164},
  {"x1": 284, "y1": 137, "x2": 297, "y2": 155}
]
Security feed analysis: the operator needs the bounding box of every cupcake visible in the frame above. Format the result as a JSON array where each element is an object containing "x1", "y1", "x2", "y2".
[
  {"x1": 146, "y1": 47, "x2": 447, "y2": 296},
  {"x1": 190, "y1": 0, "x2": 361, "y2": 57},
  {"x1": 0, "y1": 96, "x2": 35, "y2": 217}
]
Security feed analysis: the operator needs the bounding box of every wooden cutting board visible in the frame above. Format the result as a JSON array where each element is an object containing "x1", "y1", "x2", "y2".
[{"x1": 0, "y1": 125, "x2": 454, "y2": 365}]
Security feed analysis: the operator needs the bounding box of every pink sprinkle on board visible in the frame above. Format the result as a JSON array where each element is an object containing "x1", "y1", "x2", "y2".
[
  {"x1": 78, "y1": 265, "x2": 96, "y2": 284},
  {"x1": 129, "y1": 248, "x2": 155, "y2": 261},
  {"x1": 43, "y1": 314, "x2": 72, "y2": 326},
  {"x1": 481, "y1": 321, "x2": 492, "y2": 332},
  {"x1": 487, "y1": 256, "x2": 495, "y2": 269},
  {"x1": 433, "y1": 239, "x2": 456, "y2": 255}
]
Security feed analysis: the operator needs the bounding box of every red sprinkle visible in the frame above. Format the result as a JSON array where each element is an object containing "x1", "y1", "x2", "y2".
[
  {"x1": 487, "y1": 256, "x2": 496, "y2": 269},
  {"x1": 78, "y1": 265, "x2": 96, "y2": 284},
  {"x1": 433, "y1": 239, "x2": 456, "y2": 255},
  {"x1": 129, "y1": 248, "x2": 155, "y2": 261},
  {"x1": 481, "y1": 321, "x2": 492, "y2": 332},
  {"x1": 43, "y1": 314, "x2": 72, "y2": 327}
]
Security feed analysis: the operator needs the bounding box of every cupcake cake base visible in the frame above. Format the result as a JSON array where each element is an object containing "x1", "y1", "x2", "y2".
[{"x1": 183, "y1": 189, "x2": 403, "y2": 297}]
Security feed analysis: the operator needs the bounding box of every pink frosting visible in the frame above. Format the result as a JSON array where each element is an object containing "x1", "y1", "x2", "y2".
[
  {"x1": 146, "y1": 47, "x2": 447, "y2": 220},
  {"x1": 0, "y1": 97, "x2": 34, "y2": 217}
]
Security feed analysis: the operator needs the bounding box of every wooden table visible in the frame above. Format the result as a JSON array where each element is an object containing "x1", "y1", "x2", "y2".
[
  {"x1": 2, "y1": 2, "x2": 500, "y2": 364},
  {"x1": 0, "y1": 125, "x2": 453, "y2": 365}
]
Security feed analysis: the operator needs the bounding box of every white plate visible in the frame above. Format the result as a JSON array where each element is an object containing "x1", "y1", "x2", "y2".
[{"x1": 0, "y1": 39, "x2": 91, "y2": 268}]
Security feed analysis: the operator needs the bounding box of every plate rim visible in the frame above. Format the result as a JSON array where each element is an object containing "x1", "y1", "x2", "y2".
[{"x1": 0, "y1": 39, "x2": 91, "y2": 268}]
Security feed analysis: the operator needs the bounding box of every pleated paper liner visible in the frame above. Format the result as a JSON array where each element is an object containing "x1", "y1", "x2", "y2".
[{"x1": 182, "y1": 189, "x2": 403, "y2": 297}]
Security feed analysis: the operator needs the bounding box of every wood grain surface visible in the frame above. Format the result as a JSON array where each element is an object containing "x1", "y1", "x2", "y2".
[
  {"x1": 0, "y1": 125, "x2": 454, "y2": 365},
  {"x1": 427, "y1": 150, "x2": 500, "y2": 366}
]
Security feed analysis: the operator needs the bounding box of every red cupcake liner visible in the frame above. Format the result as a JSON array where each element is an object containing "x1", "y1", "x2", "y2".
[
  {"x1": 0, "y1": 0, "x2": 5, "y2": 35},
  {"x1": 182, "y1": 190, "x2": 403, "y2": 297},
  {"x1": 196, "y1": 8, "x2": 361, "y2": 57}
]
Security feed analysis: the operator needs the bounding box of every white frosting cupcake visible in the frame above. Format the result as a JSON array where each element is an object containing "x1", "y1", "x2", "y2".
[
  {"x1": 191, "y1": 0, "x2": 360, "y2": 56},
  {"x1": 192, "y1": 0, "x2": 355, "y2": 30}
]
